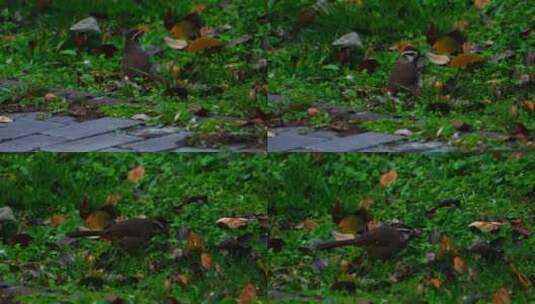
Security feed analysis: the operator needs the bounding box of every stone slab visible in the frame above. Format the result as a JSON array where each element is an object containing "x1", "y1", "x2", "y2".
[
  {"x1": 268, "y1": 127, "x2": 335, "y2": 152},
  {"x1": 0, "y1": 134, "x2": 66, "y2": 152},
  {"x1": 122, "y1": 132, "x2": 191, "y2": 152},
  {"x1": 41, "y1": 117, "x2": 140, "y2": 140},
  {"x1": 304, "y1": 132, "x2": 404, "y2": 152},
  {"x1": 174, "y1": 147, "x2": 219, "y2": 153},
  {"x1": 0, "y1": 118, "x2": 63, "y2": 141},
  {"x1": 42, "y1": 133, "x2": 142, "y2": 152}
]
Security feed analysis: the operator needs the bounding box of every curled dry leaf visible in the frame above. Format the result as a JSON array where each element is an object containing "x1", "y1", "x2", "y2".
[
  {"x1": 127, "y1": 165, "x2": 145, "y2": 183},
  {"x1": 164, "y1": 36, "x2": 188, "y2": 50},
  {"x1": 449, "y1": 54, "x2": 485, "y2": 67},
  {"x1": 427, "y1": 52, "x2": 450, "y2": 65},
  {"x1": 439, "y1": 234, "x2": 457, "y2": 256},
  {"x1": 0, "y1": 115, "x2": 13, "y2": 123},
  {"x1": 44, "y1": 93, "x2": 58, "y2": 102},
  {"x1": 494, "y1": 287, "x2": 510, "y2": 304},
  {"x1": 432, "y1": 36, "x2": 460, "y2": 54},
  {"x1": 469, "y1": 221, "x2": 503, "y2": 233},
  {"x1": 524, "y1": 101, "x2": 535, "y2": 112},
  {"x1": 186, "y1": 37, "x2": 223, "y2": 52},
  {"x1": 48, "y1": 215, "x2": 66, "y2": 226},
  {"x1": 216, "y1": 217, "x2": 251, "y2": 229},
  {"x1": 380, "y1": 170, "x2": 398, "y2": 187},
  {"x1": 307, "y1": 107, "x2": 320, "y2": 117},
  {"x1": 474, "y1": 0, "x2": 491, "y2": 9},
  {"x1": 510, "y1": 264, "x2": 532, "y2": 289},
  {"x1": 333, "y1": 231, "x2": 355, "y2": 241},
  {"x1": 238, "y1": 283, "x2": 257, "y2": 304},
  {"x1": 85, "y1": 210, "x2": 113, "y2": 230},
  {"x1": 186, "y1": 231, "x2": 203, "y2": 251}
]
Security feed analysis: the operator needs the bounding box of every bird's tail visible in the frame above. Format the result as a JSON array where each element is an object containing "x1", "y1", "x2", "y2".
[
  {"x1": 66, "y1": 230, "x2": 103, "y2": 238},
  {"x1": 314, "y1": 238, "x2": 360, "y2": 250}
]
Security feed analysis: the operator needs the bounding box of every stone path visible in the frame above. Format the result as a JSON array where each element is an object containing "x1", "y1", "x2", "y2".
[
  {"x1": 0, "y1": 112, "x2": 261, "y2": 152},
  {"x1": 267, "y1": 127, "x2": 453, "y2": 152}
]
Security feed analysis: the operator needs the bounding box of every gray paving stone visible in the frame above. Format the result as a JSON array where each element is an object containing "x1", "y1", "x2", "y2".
[
  {"x1": 304, "y1": 132, "x2": 404, "y2": 152},
  {"x1": 46, "y1": 116, "x2": 78, "y2": 125},
  {"x1": 360, "y1": 141, "x2": 454, "y2": 153},
  {"x1": 41, "y1": 117, "x2": 140, "y2": 140},
  {"x1": 174, "y1": 147, "x2": 219, "y2": 153},
  {"x1": 99, "y1": 147, "x2": 134, "y2": 152},
  {"x1": 129, "y1": 126, "x2": 181, "y2": 138},
  {"x1": 0, "y1": 118, "x2": 63, "y2": 142},
  {"x1": 121, "y1": 132, "x2": 191, "y2": 152},
  {"x1": 268, "y1": 128, "x2": 330, "y2": 152},
  {"x1": 42, "y1": 133, "x2": 142, "y2": 152},
  {"x1": 0, "y1": 134, "x2": 66, "y2": 152}
]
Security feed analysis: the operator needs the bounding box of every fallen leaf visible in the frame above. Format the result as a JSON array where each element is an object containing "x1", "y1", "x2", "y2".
[
  {"x1": 380, "y1": 170, "x2": 398, "y2": 187},
  {"x1": 307, "y1": 107, "x2": 320, "y2": 117},
  {"x1": 302, "y1": 218, "x2": 319, "y2": 231},
  {"x1": 0, "y1": 115, "x2": 13, "y2": 123},
  {"x1": 451, "y1": 120, "x2": 472, "y2": 132},
  {"x1": 85, "y1": 210, "x2": 113, "y2": 230},
  {"x1": 454, "y1": 18, "x2": 469, "y2": 31},
  {"x1": 338, "y1": 214, "x2": 367, "y2": 234},
  {"x1": 238, "y1": 283, "x2": 257, "y2": 304},
  {"x1": 524, "y1": 101, "x2": 535, "y2": 112},
  {"x1": 48, "y1": 215, "x2": 66, "y2": 226},
  {"x1": 453, "y1": 256, "x2": 466, "y2": 273},
  {"x1": 44, "y1": 93, "x2": 58, "y2": 102},
  {"x1": 494, "y1": 287, "x2": 510, "y2": 304},
  {"x1": 186, "y1": 37, "x2": 223, "y2": 52},
  {"x1": 127, "y1": 165, "x2": 145, "y2": 183},
  {"x1": 201, "y1": 252, "x2": 212, "y2": 269},
  {"x1": 510, "y1": 264, "x2": 532, "y2": 289},
  {"x1": 216, "y1": 217, "x2": 251, "y2": 229},
  {"x1": 428, "y1": 278, "x2": 442, "y2": 289},
  {"x1": 474, "y1": 0, "x2": 491, "y2": 9},
  {"x1": 427, "y1": 52, "x2": 450, "y2": 65},
  {"x1": 333, "y1": 231, "x2": 355, "y2": 241},
  {"x1": 174, "y1": 273, "x2": 190, "y2": 286},
  {"x1": 432, "y1": 36, "x2": 460, "y2": 54},
  {"x1": 360, "y1": 198, "x2": 374, "y2": 210},
  {"x1": 439, "y1": 234, "x2": 456, "y2": 256},
  {"x1": 469, "y1": 221, "x2": 503, "y2": 233},
  {"x1": 164, "y1": 36, "x2": 188, "y2": 50},
  {"x1": 186, "y1": 231, "x2": 203, "y2": 251},
  {"x1": 171, "y1": 21, "x2": 199, "y2": 40},
  {"x1": 449, "y1": 54, "x2": 485, "y2": 67}
]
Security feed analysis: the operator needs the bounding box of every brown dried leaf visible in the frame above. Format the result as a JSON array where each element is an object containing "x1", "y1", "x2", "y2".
[
  {"x1": 432, "y1": 36, "x2": 460, "y2": 54},
  {"x1": 186, "y1": 231, "x2": 203, "y2": 251},
  {"x1": 170, "y1": 21, "x2": 199, "y2": 40},
  {"x1": 302, "y1": 218, "x2": 319, "y2": 231},
  {"x1": 238, "y1": 283, "x2": 257, "y2": 304},
  {"x1": 307, "y1": 107, "x2": 320, "y2": 117},
  {"x1": 449, "y1": 54, "x2": 485, "y2": 67},
  {"x1": 380, "y1": 170, "x2": 398, "y2": 187},
  {"x1": 164, "y1": 36, "x2": 188, "y2": 50},
  {"x1": 0, "y1": 115, "x2": 13, "y2": 123},
  {"x1": 201, "y1": 252, "x2": 212, "y2": 270},
  {"x1": 510, "y1": 264, "x2": 532, "y2": 289},
  {"x1": 186, "y1": 37, "x2": 223, "y2": 52},
  {"x1": 469, "y1": 221, "x2": 503, "y2": 233},
  {"x1": 524, "y1": 101, "x2": 535, "y2": 112},
  {"x1": 439, "y1": 234, "x2": 456, "y2": 256},
  {"x1": 427, "y1": 52, "x2": 450, "y2": 65},
  {"x1": 216, "y1": 217, "x2": 251, "y2": 229},
  {"x1": 49, "y1": 215, "x2": 66, "y2": 226},
  {"x1": 85, "y1": 210, "x2": 113, "y2": 230},
  {"x1": 105, "y1": 193, "x2": 122, "y2": 206},
  {"x1": 338, "y1": 215, "x2": 366, "y2": 234},
  {"x1": 474, "y1": 0, "x2": 491, "y2": 9},
  {"x1": 127, "y1": 165, "x2": 145, "y2": 183},
  {"x1": 453, "y1": 256, "x2": 466, "y2": 273},
  {"x1": 494, "y1": 287, "x2": 510, "y2": 304}
]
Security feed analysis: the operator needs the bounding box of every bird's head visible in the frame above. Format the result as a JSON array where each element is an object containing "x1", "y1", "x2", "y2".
[
  {"x1": 400, "y1": 47, "x2": 419, "y2": 63},
  {"x1": 124, "y1": 29, "x2": 144, "y2": 43}
]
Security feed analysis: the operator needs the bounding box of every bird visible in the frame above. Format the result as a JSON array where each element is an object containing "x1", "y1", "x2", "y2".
[
  {"x1": 314, "y1": 225, "x2": 408, "y2": 259},
  {"x1": 121, "y1": 29, "x2": 160, "y2": 81},
  {"x1": 387, "y1": 47, "x2": 421, "y2": 96},
  {"x1": 66, "y1": 218, "x2": 167, "y2": 252}
]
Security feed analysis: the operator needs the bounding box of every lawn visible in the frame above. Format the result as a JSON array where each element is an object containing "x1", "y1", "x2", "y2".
[
  {"x1": 0, "y1": 154, "x2": 269, "y2": 303},
  {"x1": 0, "y1": 0, "x2": 267, "y2": 146},
  {"x1": 266, "y1": 153, "x2": 534, "y2": 303},
  {"x1": 267, "y1": 0, "x2": 534, "y2": 151}
]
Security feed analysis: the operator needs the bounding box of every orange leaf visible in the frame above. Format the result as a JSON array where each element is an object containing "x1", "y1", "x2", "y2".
[
  {"x1": 453, "y1": 256, "x2": 466, "y2": 273},
  {"x1": 469, "y1": 221, "x2": 503, "y2": 233},
  {"x1": 524, "y1": 101, "x2": 535, "y2": 112},
  {"x1": 494, "y1": 287, "x2": 510, "y2": 304},
  {"x1": 338, "y1": 215, "x2": 365, "y2": 234},
  {"x1": 216, "y1": 217, "x2": 251, "y2": 229},
  {"x1": 186, "y1": 37, "x2": 223, "y2": 52},
  {"x1": 238, "y1": 283, "x2": 257, "y2": 304},
  {"x1": 439, "y1": 234, "x2": 457, "y2": 256},
  {"x1": 85, "y1": 210, "x2": 113, "y2": 230},
  {"x1": 186, "y1": 231, "x2": 203, "y2": 250},
  {"x1": 449, "y1": 54, "x2": 485, "y2": 67},
  {"x1": 201, "y1": 252, "x2": 212, "y2": 269},
  {"x1": 380, "y1": 170, "x2": 398, "y2": 187},
  {"x1": 510, "y1": 265, "x2": 532, "y2": 289},
  {"x1": 428, "y1": 278, "x2": 442, "y2": 289},
  {"x1": 432, "y1": 36, "x2": 460, "y2": 54},
  {"x1": 474, "y1": 0, "x2": 491, "y2": 9},
  {"x1": 49, "y1": 215, "x2": 66, "y2": 226},
  {"x1": 127, "y1": 165, "x2": 145, "y2": 183},
  {"x1": 307, "y1": 107, "x2": 320, "y2": 117}
]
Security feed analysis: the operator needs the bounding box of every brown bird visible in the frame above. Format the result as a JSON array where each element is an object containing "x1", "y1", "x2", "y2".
[
  {"x1": 314, "y1": 225, "x2": 408, "y2": 259},
  {"x1": 67, "y1": 218, "x2": 166, "y2": 252},
  {"x1": 387, "y1": 47, "x2": 420, "y2": 96},
  {"x1": 121, "y1": 29, "x2": 159, "y2": 81}
]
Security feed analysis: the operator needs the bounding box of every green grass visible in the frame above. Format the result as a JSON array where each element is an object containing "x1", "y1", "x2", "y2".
[
  {"x1": 0, "y1": 154, "x2": 269, "y2": 303},
  {"x1": 0, "y1": 0, "x2": 267, "y2": 145},
  {"x1": 266, "y1": 153, "x2": 535, "y2": 303},
  {"x1": 268, "y1": 0, "x2": 534, "y2": 150}
]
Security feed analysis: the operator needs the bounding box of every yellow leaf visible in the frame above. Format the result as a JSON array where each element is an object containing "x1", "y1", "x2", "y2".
[
  {"x1": 380, "y1": 170, "x2": 398, "y2": 187},
  {"x1": 170, "y1": 21, "x2": 199, "y2": 40},
  {"x1": 432, "y1": 36, "x2": 460, "y2": 54},
  {"x1": 0, "y1": 115, "x2": 13, "y2": 123},
  {"x1": 449, "y1": 53, "x2": 485, "y2": 67},
  {"x1": 186, "y1": 37, "x2": 223, "y2": 52},
  {"x1": 186, "y1": 231, "x2": 203, "y2": 251},
  {"x1": 474, "y1": 0, "x2": 491, "y2": 9},
  {"x1": 494, "y1": 287, "x2": 510, "y2": 304},
  {"x1": 85, "y1": 210, "x2": 113, "y2": 230},
  {"x1": 238, "y1": 283, "x2": 257, "y2": 304},
  {"x1": 427, "y1": 52, "x2": 451, "y2": 65},
  {"x1": 127, "y1": 165, "x2": 145, "y2": 183},
  {"x1": 338, "y1": 215, "x2": 366, "y2": 234}
]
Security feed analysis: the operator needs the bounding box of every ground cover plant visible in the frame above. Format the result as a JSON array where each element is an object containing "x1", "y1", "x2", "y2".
[
  {"x1": 0, "y1": 154, "x2": 269, "y2": 303},
  {"x1": 0, "y1": 0, "x2": 267, "y2": 147},
  {"x1": 266, "y1": 153, "x2": 535, "y2": 303},
  {"x1": 267, "y1": 0, "x2": 534, "y2": 150}
]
